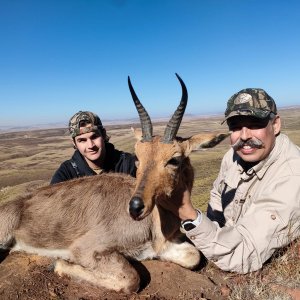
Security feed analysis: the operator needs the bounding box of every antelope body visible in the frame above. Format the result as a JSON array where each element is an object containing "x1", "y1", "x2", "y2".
[{"x1": 0, "y1": 74, "x2": 227, "y2": 293}]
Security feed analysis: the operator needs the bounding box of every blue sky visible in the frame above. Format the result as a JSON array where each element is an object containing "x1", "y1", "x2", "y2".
[{"x1": 1, "y1": 0, "x2": 300, "y2": 127}]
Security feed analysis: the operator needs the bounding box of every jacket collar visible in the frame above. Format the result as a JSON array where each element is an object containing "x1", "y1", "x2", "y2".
[
  {"x1": 72, "y1": 149, "x2": 95, "y2": 176},
  {"x1": 246, "y1": 133, "x2": 285, "y2": 180},
  {"x1": 225, "y1": 134, "x2": 285, "y2": 187},
  {"x1": 103, "y1": 142, "x2": 117, "y2": 171}
]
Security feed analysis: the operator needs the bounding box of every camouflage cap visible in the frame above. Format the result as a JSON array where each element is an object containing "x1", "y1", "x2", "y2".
[
  {"x1": 68, "y1": 111, "x2": 104, "y2": 138},
  {"x1": 222, "y1": 88, "x2": 277, "y2": 124}
]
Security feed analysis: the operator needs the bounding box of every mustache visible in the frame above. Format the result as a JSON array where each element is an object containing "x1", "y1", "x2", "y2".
[{"x1": 232, "y1": 138, "x2": 263, "y2": 151}]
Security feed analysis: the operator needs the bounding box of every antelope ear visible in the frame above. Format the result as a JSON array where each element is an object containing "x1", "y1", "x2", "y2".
[
  {"x1": 183, "y1": 133, "x2": 229, "y2": 155},
  {"x1": 131, "y1": 127, "x2": 143, "y2": 141}
]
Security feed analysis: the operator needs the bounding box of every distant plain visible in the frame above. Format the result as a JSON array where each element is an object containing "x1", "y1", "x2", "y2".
[{"x1": 1, "y1": 107, "x2": 299, "y2": 211}]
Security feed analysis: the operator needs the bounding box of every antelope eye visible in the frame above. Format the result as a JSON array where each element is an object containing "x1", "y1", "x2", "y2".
[{"x1": 167, "y1": 157, "x2": 181, "y2": 167}]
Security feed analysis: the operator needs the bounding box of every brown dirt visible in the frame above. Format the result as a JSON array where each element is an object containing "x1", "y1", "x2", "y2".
[{"x1": 0, "y1": 251, "x2": 228, "y2": 300}]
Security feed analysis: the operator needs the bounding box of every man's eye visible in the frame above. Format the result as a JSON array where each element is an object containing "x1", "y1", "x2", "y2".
[
  {"x1": 135, "y1": 160, "x2": 140, "y2": 168},
  {"x1": 229, "y1": 125, "x2": 241, "y2": 131},
  {"x1": 248, "y1": 123, "x2": 266, "y2": 130}
]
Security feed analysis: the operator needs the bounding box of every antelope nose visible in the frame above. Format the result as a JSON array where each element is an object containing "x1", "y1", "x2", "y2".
[{"x1": 129, "y1": 197, "x2": 145, "y2": 220}]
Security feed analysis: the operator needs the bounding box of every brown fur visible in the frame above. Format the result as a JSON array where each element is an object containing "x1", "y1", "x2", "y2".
[{"x1": 0, "y1": 132, "x2": 227, "y2": 293}]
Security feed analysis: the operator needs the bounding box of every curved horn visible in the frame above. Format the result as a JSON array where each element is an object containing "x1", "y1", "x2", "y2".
[
  {"x1": 128, "y1": 76, "x2": 153, "y2": 142},
  {"x1": 161, "y1": 73, "x2": 188, "y2": 143}
]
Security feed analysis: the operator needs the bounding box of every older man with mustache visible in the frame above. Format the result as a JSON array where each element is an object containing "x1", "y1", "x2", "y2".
[{"x1": 172, "y1": 88, "x2": 300, "y2": 273}]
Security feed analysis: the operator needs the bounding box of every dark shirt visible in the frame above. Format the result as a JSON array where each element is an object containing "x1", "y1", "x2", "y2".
[{"x1": 50, "y1": 142, "x2": 136, "y2": 184}]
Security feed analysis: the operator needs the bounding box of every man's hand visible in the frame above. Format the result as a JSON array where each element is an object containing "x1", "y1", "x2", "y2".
[{"x1": 178, "y1": 190, "x2": 198, "y2": 221}]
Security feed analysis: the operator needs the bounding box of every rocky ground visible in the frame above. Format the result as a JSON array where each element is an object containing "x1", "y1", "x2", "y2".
[{"x1": 0, "y1": 251, "x2": 230, "y2": 300}]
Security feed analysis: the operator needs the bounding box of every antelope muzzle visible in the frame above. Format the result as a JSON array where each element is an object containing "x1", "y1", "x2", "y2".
[{"x1": 129, "y1": 196, "x2": 145, "y2": 220}]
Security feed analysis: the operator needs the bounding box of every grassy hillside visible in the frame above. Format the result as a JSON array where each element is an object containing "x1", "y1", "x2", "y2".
[
  {"x1": 0, "y1": 108, "x2": 299, "y2": 299},
  {"x1": 1, "y1": 108, "x2": 299, "y2": 209}
]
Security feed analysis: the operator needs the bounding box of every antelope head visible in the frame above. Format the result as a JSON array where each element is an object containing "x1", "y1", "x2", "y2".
[{"x1": 128, "y1": 74, "x2": 227, "y2": 221}]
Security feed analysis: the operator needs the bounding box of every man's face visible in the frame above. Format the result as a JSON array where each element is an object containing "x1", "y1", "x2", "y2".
[
  {"x1": 227, "y1": 115, "x2": 281, "y2": 163},
  {"x1": 74, "y1": 130, "x2": 105, "y2": 163}
]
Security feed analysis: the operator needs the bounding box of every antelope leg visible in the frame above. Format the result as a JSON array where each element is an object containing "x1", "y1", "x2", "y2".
[{"x1": 55, "y1": 251, "x2": 140, "y2": 294}]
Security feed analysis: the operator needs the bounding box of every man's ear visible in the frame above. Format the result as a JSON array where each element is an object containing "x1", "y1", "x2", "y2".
[
  {"x1": 272, "y1": 115, "x2": 281, "y2": 135},
  {"x1": 131, "y1": 127, "x2": 143, "y2": 141},
  {"x1": 72, "y1": 139, "x2": 77, "y2": 149},
  {"x1": 182, "y1": 133, "x2": 229, "y2": 156}
]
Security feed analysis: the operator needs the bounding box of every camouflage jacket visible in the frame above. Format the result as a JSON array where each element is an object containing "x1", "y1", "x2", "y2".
[{"x1": 186, "y1": 134, "x2": 300, "y2": 273}]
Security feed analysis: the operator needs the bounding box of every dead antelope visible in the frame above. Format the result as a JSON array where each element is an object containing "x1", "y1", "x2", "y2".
[{"x1": 0, "y1": 74, "x2": 227, "y2": 293}]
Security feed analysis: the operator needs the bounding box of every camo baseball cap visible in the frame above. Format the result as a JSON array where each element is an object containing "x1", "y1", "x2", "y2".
[
  {"x1": 69, "y1": 111, "x2": 104, "y2": 138},
  {"x1": 222, "y1": 88, "x2": 277, "y2": 124}
]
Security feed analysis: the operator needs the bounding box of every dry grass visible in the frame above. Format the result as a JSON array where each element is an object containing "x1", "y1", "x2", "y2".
[
  {"x1": 0, "y1": 180, "x2": 47, "y2": 203},
  {"x1": 0, "y1": 107, "x2": 299, "y2": 299},
  {"x1": 226, "y1": 238, "x2": 300, "y2": 300}
]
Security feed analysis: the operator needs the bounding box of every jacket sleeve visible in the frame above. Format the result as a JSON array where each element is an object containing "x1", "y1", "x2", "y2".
[
  {"x1": 186, "y1": 175, "x2": 300, "y2": 274},
  {"x1": 50, "y1": 161, "x2": 77, "y2": 184}
]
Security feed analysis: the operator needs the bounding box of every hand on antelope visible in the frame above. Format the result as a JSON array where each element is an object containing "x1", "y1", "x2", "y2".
[{"x1": 0, "y1": 74, "x2": 227, "y2": 294}]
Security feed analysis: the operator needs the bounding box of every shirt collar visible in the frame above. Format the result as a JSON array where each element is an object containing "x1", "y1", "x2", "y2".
[{"x1": 225, "y1": 134, "x2": 284, "y2": 186}]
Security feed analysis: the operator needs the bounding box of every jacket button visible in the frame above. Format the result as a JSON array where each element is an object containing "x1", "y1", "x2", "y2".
[
  {"x1": 271, "y1": 214, "x2": 276, "y2": 220},
  {"x1": 235, "y1": 200, "x2": 238, "y2": 204},
  {"x1": 190, "y1": 236, "x2": 195, "y2": 240}
]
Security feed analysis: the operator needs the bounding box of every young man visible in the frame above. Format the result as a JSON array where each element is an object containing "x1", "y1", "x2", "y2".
[
  {"x1": 177, "y1": 88, "x2": 300, "y2": 273},
  {"x1": 50, "y1": 111, "x2": 136, "y2": 184}
]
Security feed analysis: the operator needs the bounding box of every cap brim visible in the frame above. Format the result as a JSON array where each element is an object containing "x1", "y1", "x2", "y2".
[{"x1": 221, "y1": 109, "x2": 272, "y2": 124}]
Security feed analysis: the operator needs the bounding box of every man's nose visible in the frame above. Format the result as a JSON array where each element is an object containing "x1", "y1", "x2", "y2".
[
  {"x1": 87, "y1": 139, "x2": 94, "y2": 147},
  {"x1": 240, "y1": 127, "x2": 252, "y2": 140}
]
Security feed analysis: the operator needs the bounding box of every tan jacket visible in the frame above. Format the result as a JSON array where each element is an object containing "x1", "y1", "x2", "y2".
[{"x1": 186, "y1": 133, "x2": 300, "y2": 273}]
